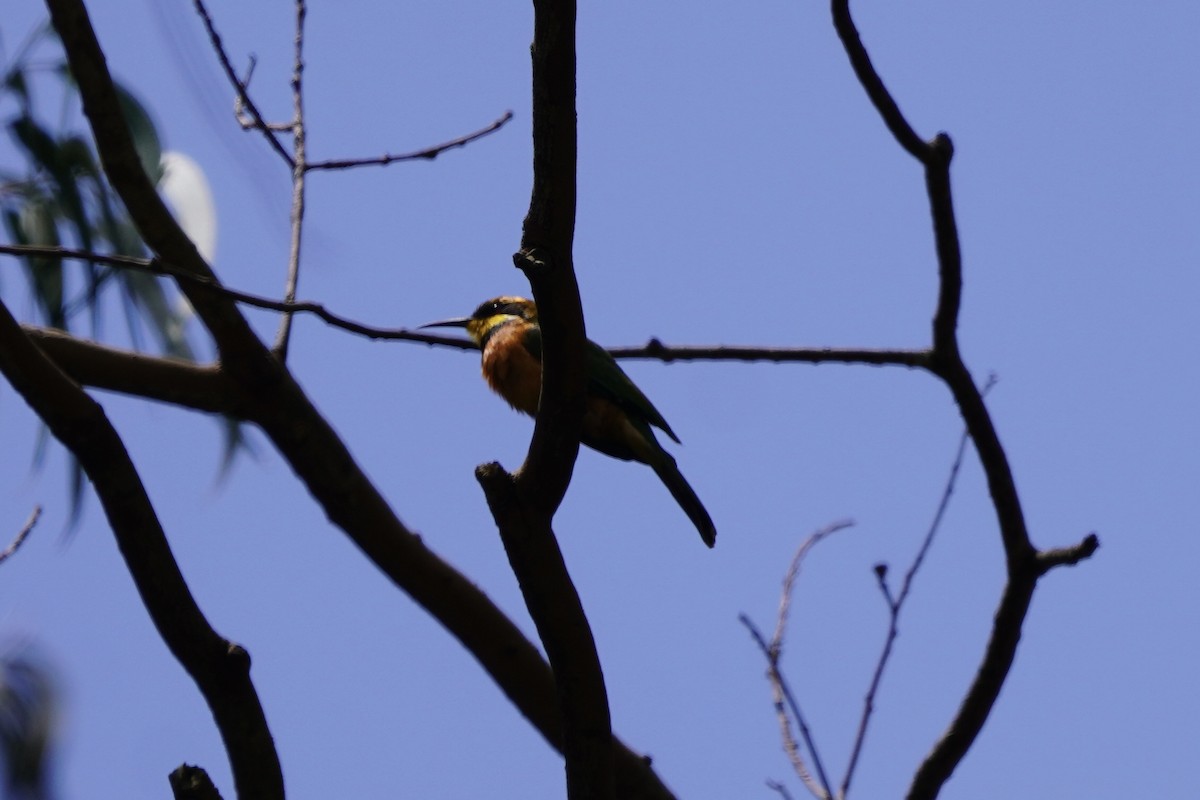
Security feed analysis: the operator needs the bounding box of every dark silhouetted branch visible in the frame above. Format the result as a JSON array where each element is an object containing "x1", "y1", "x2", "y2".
[
  {"x1": 40, "y1": 7, "x2": 675, "y2": 797},
  {"x1": 1037, "y1": 534, "x2": 1100, "y2": 574},
  {"x1": 22, "y1": 325, "x2": 245, "y2": 415},
  {"x1": 306, "y1": 111, "x2": 515, "y2": 171},
  {"x1": 169, "y1": 764, "x2": 224, "y2": 800},
  {"x1": 3, "y1": 246, "x2": 935, "y2": 373},
  {"x1": 0, "y1": 245, "x2": 474, "y2": 348},
  {"x1": 478, "y1": 463, "x2": 614, "y2": 800},
  {"x1": 191, "y1": 0, "x2": 295, "y2": 168},
  {"x1": 831, "y1": 0, "x2": 926, "y2": 160},
  {"x1": 47, "y1": 0, "x2": 277, "y2": 388},
  {"x1": 513, "y1": 0, "x2": 586, "y2": 514},
  {"x1": 0, "y1": 294, "x2": 283, "y2": 798},
  {"x1": 484, "y1": 0, "x2": 616, "y2": 798},
  {"x1": 828, "y1": 3, "x2": 1100, "y2": 799},
  {"x1": 924, "y1": 136, "x2": 963, "y2": 356},
  {"x1": 610, "y1": 340, "x2": 930, "y2": 368},
  {"x1": 196, "y1": 0, "x2": 510, "y2": 178}
]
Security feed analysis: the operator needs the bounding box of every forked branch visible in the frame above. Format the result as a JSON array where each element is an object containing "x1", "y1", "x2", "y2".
[
  {"x1": 0, "y1": 294, "x2": 283, "y2": 798},
  {"x1": 827, "y1": 2, "x2": 1100, "y2": 798},
  {"x1": 39, "y1": 3, "x2": 673, "y2": 797},
  {"x1": 477, "y1": 0, "x2": 615, "y2": 798}
]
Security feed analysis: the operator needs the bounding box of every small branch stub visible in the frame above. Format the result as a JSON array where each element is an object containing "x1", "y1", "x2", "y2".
[
  {"x1": 930, "y1": 132, "x2": 954, "y2": 163},
  {"x1": 169, "y1": 763, "x2": 224, "y2": 800},
  {"x1": 513, "y1": 249, "x2": 551, "y2": 278},
  {"x1": 0, "y1": 506, "x2": 41, "y2": 566},
  {"x1": 1037, "y1": 533, "x2": 1100, "y2": 574}
]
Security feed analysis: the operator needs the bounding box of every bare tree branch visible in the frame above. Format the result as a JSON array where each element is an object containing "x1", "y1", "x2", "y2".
[
  {"x1": 46, "y1": 0, "x2": 277, "y2": 387},
  {"x1": 1036, "y1": 534, "x2": 1100, "y2": 574},
  {"x1": 513, "y1": 33, "x2": 586, "y2": 515},
  {"x1": 273, "y1": 0, "x2": 308, "y2": 360},
  {"x1": 475, "y1": 1, "x2": 615, "y2": 798},
  {"x1": 741, "y1": 612, "x2": 833, "y2": 800},
  {"x1": 23, "y1": 325, "x2": 244, "y2": 415},
  {"x1": 0, "y1": 293, "x2": 283, "y2": 798},
  {"x1": 191, "y1": 0, "x2": 295, "y2": 168},
  {"x1": 768, "y1": 779, "x2": 798, "y2": 800},
  {"x1": 0, "y1": 507, "x2": 41, "y2": 567},
  {"x1": 0, "y1": 245, "x2": 474, "y2": 347},
  {"x1": 2, "y1": 246, "x2": 937, "y2": 372},
  {"x1": 305, "y1": 111, "x2": 515, "y2": 171},
  {"x1": 830, "y1": 0, "x2": 926, "y2": 160},
  {"x1": 742, "y1": 522, "x2": 855, "y2": 800},
  {"x1": 841, "y1": 386, "x2": 987, "y2": 798},
  {"x1": 609, "y1": 341, "x2": 930, "y2": 368},
  {"x1": 924, "y1": 136, "x2": 964, "y2": 356},
  {"x1": 827, "y1": 2, "x2": 1101, "y2": 798},
  {"x1": 478, "y1": 463, "x2": 614, "y2": 800},
  {"x1": 169, "y1": 764, "x2": 225, "y2": 800},
  {"x1": 40, "y1": 6, "x2": 675, "y2": 798}
]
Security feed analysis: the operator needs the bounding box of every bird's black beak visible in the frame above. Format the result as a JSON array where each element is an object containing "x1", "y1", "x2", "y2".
[{"x1": 418, "y1": 316, "x2": 472, "y2": 330}]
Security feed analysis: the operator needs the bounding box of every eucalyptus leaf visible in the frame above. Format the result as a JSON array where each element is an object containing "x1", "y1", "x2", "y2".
[
  {"x1": 0, "y1": 648, "x2": 59, "y2": 800},
  {"x1": 9, "y1": 114, "x2": 95, "y2": 273},
  {"x1": 113, "y1": 82, "x2": 163, "y2": 184},
  {"x1": 120, "y1": 270, "x2": 195, "y2": 360},
  {"x1": 2, "y1": 65, "x2": 31, "y2": 111},
  {"x1": 16, "y1": 200, "x2": 64, "y2": 330}
]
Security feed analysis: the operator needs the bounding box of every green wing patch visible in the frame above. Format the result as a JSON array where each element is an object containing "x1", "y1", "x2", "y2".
[{"x1": 520, "y1": 326, "x2": 680, "y2": 442}]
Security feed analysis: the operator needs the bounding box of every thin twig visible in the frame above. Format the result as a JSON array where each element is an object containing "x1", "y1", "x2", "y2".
[
  {"x1": 0, "y1": 506, "x2": 41, "y2": 566},
  {"x1": 273, "y1": 0, "x2": 308, "y2": 360},
  {"x1": 305, "y1": 110, "x2": 515, "y2": 171},
  {"x1": 765, "y1": 521, "x2": 853, "y2": 799},
  {"x1": 773, "y1": 521, "x2": 857, "y2": 648},
  {"x1": 233, "y1": 56, "x2": 255, "y2": 128},
  {"x1": 900, "y1": 375, "x2": 996, "y2": 601},
  {"x1": 191, "y1": 0, "x2": 295, "y2": 168},
  {"x1": 0, "y1": 244, "x2": 468, "y2": 346},
  {"x1": 741, "y1": 611, "x2": 836, "y2": 800},
  {"x1": 0, "y1": 247, "x2": 937, "y2": 365},
  {"x1": 610, "y1": 340, "x2": 930, "y2": 369},
  {"x1": 840, "y1": 380, "x2": 993, "y2": 797},
  {"x1": 767, "y1": 779, "x2": 797, "y2": 800}
]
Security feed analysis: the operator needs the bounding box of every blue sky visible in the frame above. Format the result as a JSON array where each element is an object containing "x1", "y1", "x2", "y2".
[{"x1": 2, "y1": 1, "x2": 1198, "y2": 798}]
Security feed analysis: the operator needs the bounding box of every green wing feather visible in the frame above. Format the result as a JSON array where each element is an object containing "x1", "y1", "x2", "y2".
[{"x1": 520, "y1": 326, "x2": 680, "y2": 443}]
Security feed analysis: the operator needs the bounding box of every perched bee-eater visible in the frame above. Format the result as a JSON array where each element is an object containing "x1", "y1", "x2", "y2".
[{"x1": 422, "y1": 296, "x2": 716, "y2": 547}]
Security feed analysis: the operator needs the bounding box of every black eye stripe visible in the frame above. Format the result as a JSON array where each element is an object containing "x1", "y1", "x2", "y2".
[
  {"x1": 472, "y1": 299, "x2": 503, "y2": 318},
  {"x1": 471, "y1": 297, "x2": 532, "y2": 321}
]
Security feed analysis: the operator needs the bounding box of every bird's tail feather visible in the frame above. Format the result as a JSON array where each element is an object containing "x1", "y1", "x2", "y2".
[{"x1": 651, "y1": 454, "x2": 716, "y2": 548}]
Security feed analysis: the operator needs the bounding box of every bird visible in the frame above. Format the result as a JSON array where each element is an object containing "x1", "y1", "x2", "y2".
[{"x1": 421, "y1": 296, "x2": 716, "y2": 547}]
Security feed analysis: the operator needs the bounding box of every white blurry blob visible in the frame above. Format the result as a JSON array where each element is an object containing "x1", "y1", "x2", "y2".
[
  {"x1": 158, "y1": 151, "x2": 216, "y2": 320},
  {"x1": 158, "y1": 151, "x2": 217, "y2": 264}
]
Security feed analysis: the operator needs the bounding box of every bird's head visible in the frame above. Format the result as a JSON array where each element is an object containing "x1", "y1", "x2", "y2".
[{"x1": 419, "y1": 296, "x2": 538, "y2": 344}]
